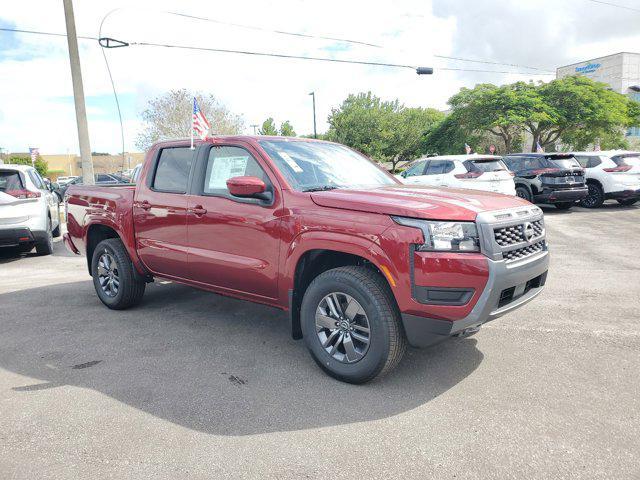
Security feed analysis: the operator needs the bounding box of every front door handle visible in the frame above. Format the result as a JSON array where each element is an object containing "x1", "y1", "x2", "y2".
[
  {"x1": 137, "y1": 200, "x2": 151, "y2": 210},
  {"x1": 188, "y1": 205, "x2": 207, "y2": 216}
]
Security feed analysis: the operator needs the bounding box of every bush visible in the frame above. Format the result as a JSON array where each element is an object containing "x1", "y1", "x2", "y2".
[{"x1": 7, "y1": 155, "x2": 49, "y2": 178}]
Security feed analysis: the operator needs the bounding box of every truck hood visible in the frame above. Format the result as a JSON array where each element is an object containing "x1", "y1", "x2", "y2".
[{"x1": 310, "y1": 185, "x2": 531, "y2": 221}]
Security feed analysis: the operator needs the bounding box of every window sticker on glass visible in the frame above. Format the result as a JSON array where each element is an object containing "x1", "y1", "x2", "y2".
[
  {"x1": 209, "y1": 156, "x2": 249, "y2": 189},
  {"x1": 278, "y1": 151, "x2": 303, "y2": 173}
]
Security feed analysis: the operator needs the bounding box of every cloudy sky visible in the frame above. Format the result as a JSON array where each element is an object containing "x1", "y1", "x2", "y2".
[{"x1": 1, "y1": 0, "x2": 639, "y2": 154}]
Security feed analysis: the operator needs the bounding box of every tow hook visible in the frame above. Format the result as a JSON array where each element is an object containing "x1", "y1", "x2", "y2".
[{"x1": 455, "y1": 326, "x2": 481, "y2": 338}]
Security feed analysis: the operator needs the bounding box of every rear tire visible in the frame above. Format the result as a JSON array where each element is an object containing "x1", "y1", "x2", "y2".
[
  {"x1": 35, "y1": 218, "x2": 54, "y2": 256},
  {"x1": 91, "y1": 238, "x2": 145, "y2": 310},
  {"x1": 617, "y1": 198, "x2": 638, "y2": 206},
  {"x1": 580, "y1": 183, "x2": 604, "y2": 208},
  {"x1": 554, "y1": 202, "x2": 574, "y2": 210},
  {"x1": 515, "y1": 186, "x2": 532, "y2": 202},
  {"x1": 300, "y1": 266, "x2": 406, "y2": 384}
]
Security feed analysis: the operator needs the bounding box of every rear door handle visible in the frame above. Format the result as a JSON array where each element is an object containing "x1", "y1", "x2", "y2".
[
  {"x1": 137, "y1": 200, "x2": 151, "y2": 210},
  {"x1": 188, "y1": 205, "x2": 207, "y2": 216}
]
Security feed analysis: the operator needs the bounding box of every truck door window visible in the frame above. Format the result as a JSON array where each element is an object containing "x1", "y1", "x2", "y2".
[
  {"x1": 152, "y1": 147, "x2": 194, "y2": 193},
  {"x1": 203, "y1": 146, "x2": 270, "y2": 196}
]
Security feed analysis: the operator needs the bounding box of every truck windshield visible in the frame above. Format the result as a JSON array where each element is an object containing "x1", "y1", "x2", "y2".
[{"x1": 259, "y1": 140, "x2": 396, "y2": 192}]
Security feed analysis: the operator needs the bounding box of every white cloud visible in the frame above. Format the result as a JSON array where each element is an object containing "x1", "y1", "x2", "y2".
[{"x1": 0, "y1": 0, "x2": 638, "y2": 155}]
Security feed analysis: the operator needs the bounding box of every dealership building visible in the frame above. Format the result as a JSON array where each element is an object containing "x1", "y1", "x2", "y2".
[{"x1": 557, "y1": 52, "x2": 640, "y2": 137}]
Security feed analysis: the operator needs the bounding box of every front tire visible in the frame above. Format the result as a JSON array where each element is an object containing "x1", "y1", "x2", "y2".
[
  {"x1": 515, "y1": 186, "x2": 532, "y2": 203},
  {"x1": 617, "y1": 198, "x2": 638, "y2": 206},
  {"x1": 91, "y1": 238, "x2": 145, "y2": 310},
  {"x1": 300, "y1": 266, "x2": 406, "y2": 384},
  {"x1": 580, "y1": 183, "x2": 605, "y2": 208}
]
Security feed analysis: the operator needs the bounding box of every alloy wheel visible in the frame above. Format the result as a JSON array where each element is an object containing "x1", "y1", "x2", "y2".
[
  {"x1": 97, "y1": 252, "x2": 120, "y2": 297},
  {"x1": 315, "y1": 292, "x2": 370, "y2": 363}
]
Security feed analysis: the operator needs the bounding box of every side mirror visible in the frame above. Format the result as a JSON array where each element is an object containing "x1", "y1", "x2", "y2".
[
  {"x1": 227, "y1": 176, "x2": 272, "y2": 201},
  {"x1": 401, "y1": 171, "x2": 407, "y2": 178}
]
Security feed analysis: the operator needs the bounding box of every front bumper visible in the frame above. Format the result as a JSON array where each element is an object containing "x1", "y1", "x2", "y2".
[
  {"x1": 534, "y1": 186, "x2": 588, "y2": 203},
  {"x1": 401, "y1": 250, "x2": 549, "y2": 347}
]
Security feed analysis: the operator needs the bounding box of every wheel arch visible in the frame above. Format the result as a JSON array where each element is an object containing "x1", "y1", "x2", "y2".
[
  {"x1": 85, "y1": 224, "x2": 120, "y2": 274},
  {"x1": 287, "y1": 246, "x2": 396, "y2": 340}
]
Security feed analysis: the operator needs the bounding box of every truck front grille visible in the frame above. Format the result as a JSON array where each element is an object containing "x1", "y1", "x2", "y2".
[
  {"x1": 503, "y1": 240, "x2": 545, "y2": 262},
  {"x1": 494, "y1": 219, "x2": 544, "y2": 247}
]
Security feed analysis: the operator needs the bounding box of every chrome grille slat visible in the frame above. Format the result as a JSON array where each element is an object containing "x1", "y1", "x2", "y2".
[
  {"x1": 503, "y1": 240, "x2": 545, "y2": 262},
  {"x1": 493, "y1": 219, "x2": 544, "y2": 247}
]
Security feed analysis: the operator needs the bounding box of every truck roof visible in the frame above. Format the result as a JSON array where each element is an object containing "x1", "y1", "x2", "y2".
[{"x1": 152, "y1": 135, "x2": 326, "y2": 149}]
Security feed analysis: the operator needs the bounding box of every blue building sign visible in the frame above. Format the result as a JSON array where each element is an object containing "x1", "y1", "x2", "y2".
[{"x1": 575, "y1": 63, "x2": 601, "y2": 74}]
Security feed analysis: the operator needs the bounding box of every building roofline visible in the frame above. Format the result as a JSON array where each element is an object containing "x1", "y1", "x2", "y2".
[{"x1": 557, "y1": 52, "x2": 640, "y2": 70}]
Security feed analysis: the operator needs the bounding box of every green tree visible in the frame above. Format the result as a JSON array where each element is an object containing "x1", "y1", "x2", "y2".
[
  {"x1": 422, "y1": 114, "x2": 483, "y2": 155},
  {"x1": 259, "y1": 117, "x2": 279, "y2": 135},
  {"x1": 279, "y1": 120, "x2": 296, "y2": 137},
  {"x1": 136, "y1": 89, "x2": 244, "y2": 150},
  {"x1": 533, "y1": 76, "x2": 637, "y2": 152},
  {"x1": 9, "y1": 155, "x2": 49, "y2": 177},
  {"x1": 327, "y1": 91, "x2": 442, "y2": 171},
  {"x1": 446, "y1": 77, "x2": 638, "y2": 153}
]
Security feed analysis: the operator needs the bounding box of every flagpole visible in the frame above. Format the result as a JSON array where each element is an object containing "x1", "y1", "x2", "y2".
[{"x1": 190, "y1": 97, "x2": 195, "y2": 150}]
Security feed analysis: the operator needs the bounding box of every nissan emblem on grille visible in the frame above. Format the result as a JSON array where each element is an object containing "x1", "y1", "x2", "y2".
[{"x1": 523, "y1": 222, "x2": 535, "y2": 242}]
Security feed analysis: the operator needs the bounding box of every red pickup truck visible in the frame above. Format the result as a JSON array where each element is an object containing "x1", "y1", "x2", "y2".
[{"x1": 64, "y1": 137, "x2": 549, "y2": 383}]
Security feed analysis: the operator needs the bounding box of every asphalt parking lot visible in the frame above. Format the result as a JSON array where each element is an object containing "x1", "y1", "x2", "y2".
[{"x1": 1, "y1": 204, "x2": 639, "y2": 479}]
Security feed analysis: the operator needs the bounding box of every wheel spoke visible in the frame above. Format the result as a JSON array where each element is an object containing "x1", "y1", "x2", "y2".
[
  {"x1": 352, "y1": 323, "x2": 369, "y2": 334},
  {"x1": 322, "y1": 329, "x2": 341, "y2": 348},
  {"x1": 344, "y1": 298, "x2": 362, "y2": 320},
  {"x1": 351, "y1": 331, "x2": 369, "y2": 345},
  {"x1": 328, "y1": 333, "x2": 344, "y2": 356},
  {"x1": 342, "y1": 334, "x2": 360, "y2": 362},
  {"x1": 316, "y1": 313, "x2": 336, "y2": 331},
  {"x1": 325, "y1": 295, "x2": 341, "y2": 318}
]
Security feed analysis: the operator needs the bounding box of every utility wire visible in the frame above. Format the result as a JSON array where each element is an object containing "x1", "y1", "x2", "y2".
[
  {"x1": 165, "y1": 10, "x2": 553, "y2": 71},
  {"x1": 0, "y1": 25, "x2": 554, "y2": 74},
  {"x1": 0, "y1": 26, "x2": 554, "y2": 75},
  {"x1": 584, "y1": 0, "x2": 640, "y2": 12}
]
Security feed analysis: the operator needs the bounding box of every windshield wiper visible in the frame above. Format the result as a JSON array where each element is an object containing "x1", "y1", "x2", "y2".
[{"x1": 302, "y1": 186, "x2": 340, "y2": 192}]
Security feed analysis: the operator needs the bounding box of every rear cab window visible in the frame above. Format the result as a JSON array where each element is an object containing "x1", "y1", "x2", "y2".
[{"x1": 152, "y1": 147, "x2": 195, "y2": 193}]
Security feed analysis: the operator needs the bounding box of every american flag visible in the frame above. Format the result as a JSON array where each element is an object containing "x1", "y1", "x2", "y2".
[
  {"x1": 29, "y1": 147, "x2": 39, "y2": 166},
  {"x1": 192, "y1": 97, "x2": 210, "y2": 141}
]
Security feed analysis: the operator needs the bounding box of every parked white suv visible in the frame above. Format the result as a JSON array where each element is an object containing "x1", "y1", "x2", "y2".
[
  {"x1": 0, "y1": 164, "x2": 61, "y2": 255},
  {"x1": 397, "y1": 155, "x2": 516, "y2": 195},
  {"x1": 572, "y1": 151, "x2": 640, "y2": 207}
]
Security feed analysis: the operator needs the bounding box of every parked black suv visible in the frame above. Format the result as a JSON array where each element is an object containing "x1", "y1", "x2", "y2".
[{"x1": 503, "y1": 153, "x2": 588, "y2": 210}]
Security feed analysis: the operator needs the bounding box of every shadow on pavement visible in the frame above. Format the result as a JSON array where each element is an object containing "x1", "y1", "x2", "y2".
[{"x1": 0, "y1": 280, "x2": 483, "y2": 436}]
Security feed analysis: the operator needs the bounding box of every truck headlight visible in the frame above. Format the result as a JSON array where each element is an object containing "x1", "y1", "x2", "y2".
[{"x1": 392, "y1": 217, "x2": 480, "y2": 252}]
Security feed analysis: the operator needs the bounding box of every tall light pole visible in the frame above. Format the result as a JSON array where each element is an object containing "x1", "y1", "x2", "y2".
[
  {"x1": 63, "y1": 0, "x2": 94, "y2": 184},
  {"x1": 309, "y1": 91, "x2": 317, "y2": 139},
  {"x1": 250, "y1": 124, "x2": 259, "y2": 135}
]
